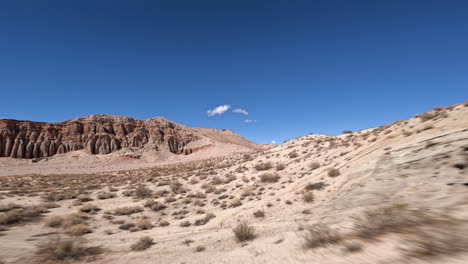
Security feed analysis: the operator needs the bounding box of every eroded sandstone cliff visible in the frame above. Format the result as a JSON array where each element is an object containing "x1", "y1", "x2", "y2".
[{"x1": 0, "y1": 115, "x2": 197, "y2": 159}]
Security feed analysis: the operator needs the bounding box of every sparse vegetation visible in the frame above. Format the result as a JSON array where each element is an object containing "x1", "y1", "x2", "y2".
[
  {"x1": 97, "y1": 191, "x2": 116, "y2": 200},
  {"x1": 233, "y1": 221, "x2": 256, "y2": 242},
  {"x1": 35, "y1": 237, "x2": 102, "y2": 262},
  {"x1": 131, "y1": 236, "x2": 154, "y2": 251},
  {"x1": 113, "y1": 206, "x2": 143, "y2": 216},
  {"x1": 304, "y1": 182, "x2": 327, "y2": 191},
  {"x1": 259, "y1": 173, "x2": 281, "y2": 183},
  {"x1": 254, "y1": 162, "x2": 273, "y2": 171},
  {"x1": 327, "y1": 168, "x2": 340, "y2": 177},
  {"x1": 302, "y1": 191, "x2": 314, "y2": 203},
  {"x1": 309, "y1": 162, "x2": 321, "y2": 170},
  {"x1": 303, "y1": 223, "x2": 342, "y2": 249},
  {"x1": 134, "y1": 185, "x2": 153, "y2": 199}
]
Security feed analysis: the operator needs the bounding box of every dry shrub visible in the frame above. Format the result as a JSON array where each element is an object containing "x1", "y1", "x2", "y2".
[
  {"x1": 0, "y1": 206, "x2": 48, "y2": 225},
  {"x1": 253, "y1": 210, "x2": 265, "y2": 218},
  {"x1": 354, "y1": 203, "x2": 468, "y2": 259},
  {"x1": 302, "y1": 192, "x2": 315, "y2": 203},
  {"x1": 136, "y1": 219, "x2": 153, "y2": 230},
  {"x1": 259, "y1": 173, "x2": 280, "y2": 183},
  {"x1": 275, "y1": 163, "x2": 286, "y2": 171},
  {"x1": 134, "y1": 185, "x2": 153, "y2": 199},
  {"x1": 79, "y1": 204, "x2": 101, "y2": 214},
  {"x1": 35, "y1": 237, "x2": 102, "y2": 262},
  {"x1": 303, "y1": 223, "x2": 342, "y2": 249},
  {"x1": 144, "y1": 200, "x2": 167, "y2": 211},
  {"x1": 194, "y1": 212, "x2": 216, "y2": 226},
  {"x1": 61, "y1": 213, "x2": 88, "y2": 229},
  {"x1": 403, "y1": 226, "x2": 468, "y2": 259},
  {"x1": 327, "y1": 168, "x2": 340, "y2": 177},
  {"x1": 288, "y1": 151, "x2": 299, "y2": 158},
  {"x1": 97, "y1": 192, "x2": 116, "y2": 200},
  {"x1": 159, "y1": 220, "x2": 170, "y2": 227},
  {"x1": 113, "y1": 206, "x2": 143, "y2": 216},
  {"x1": 119, "y1": 223, "x2": 135, "y2": 230},
  {"x1": 233, "y1": 221, "x2": 256, "y2": 242},
  {"x1": 304, "y1": 182, "x2": 327, "y2": 191},
  {"x1": 179, "y1": 220, "x2": 191, "y2": 227},
  {"x1": 230, "y1": 198, "x2": 242, "y2": 208},
  {"x1": 130, "y1": 236, "x2": 154, "y2": 251},
  {"x1": 0, "y1": 203, "x2": 22, "y2": 212},
  {"x1": 309, "y1": 162, "x2": 321, "y2": 170},
  {"x1": 42, "y1": 202, "x2": 61, "y2": 209},
  {"x1": 254, "y1": 162, "x2": 273, "y2": 171},
  {"x1": 65, "y1": 224, "x2": 92, "y2": 236},
  {"x1": 42, "y1": 191, "x2": 78, "y2": 202},
  {"x1": 76, "y1": 195, "x2": 93, "y2": 202},
  {"x1": 46, "y1": 216, "x2": 64, "y2": 228},
  {"x1": 194, "y1": 245, "x2": 206, "y2": 252}
]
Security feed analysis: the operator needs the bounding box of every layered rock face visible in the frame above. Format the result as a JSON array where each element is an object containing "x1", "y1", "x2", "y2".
[{"x1": 0, "y1": 115, "x2": 197, "y2": 159}]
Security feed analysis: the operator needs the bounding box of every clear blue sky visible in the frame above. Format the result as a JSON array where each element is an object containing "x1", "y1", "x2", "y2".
[{"x1": 1, "y1": 0, "x2": 467, "y2": 144}]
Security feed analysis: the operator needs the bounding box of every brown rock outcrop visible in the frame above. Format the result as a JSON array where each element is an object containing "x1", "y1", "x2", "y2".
[{"x1": 0, "y1": 115, "x2": 198, "y2": 159}]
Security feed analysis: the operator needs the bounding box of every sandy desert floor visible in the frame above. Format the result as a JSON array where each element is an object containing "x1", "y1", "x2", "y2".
[{"x1": 1, "y1": 102, "x2": 468, "y2": 264}]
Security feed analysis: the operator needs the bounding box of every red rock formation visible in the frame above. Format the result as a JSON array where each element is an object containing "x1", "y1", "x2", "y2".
[{"x1": 0, "y1": 115, "x2": 197, "y2": 159}]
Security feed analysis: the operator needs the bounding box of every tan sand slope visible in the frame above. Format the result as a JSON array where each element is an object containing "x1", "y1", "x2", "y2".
[{"x1": 0, "y1": 101, "x2": 467, "y2": 264}]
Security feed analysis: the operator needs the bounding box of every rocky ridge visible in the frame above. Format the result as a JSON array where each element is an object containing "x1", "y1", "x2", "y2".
[{"x1": 0, "y1": 114, "x2": 259, "y2": 159}]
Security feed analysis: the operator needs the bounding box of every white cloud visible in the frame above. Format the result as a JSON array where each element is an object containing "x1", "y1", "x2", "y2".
[
  {"x1": 207, "y1": 105, "x2": 231, "y2": 116},
  {"x1": 232, "y1": 108, "x2": 249, "y2": 115},
  {"x1": 244, "y1": 119, "x2": 255, "y2": 123},
  {"x1": 271, "y1": 140, "x2": 277, "y2": 144}
]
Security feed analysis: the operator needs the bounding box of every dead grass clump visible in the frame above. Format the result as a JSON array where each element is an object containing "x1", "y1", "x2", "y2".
[
  {"x1": 134, "y1": 185, "x2": 153, "y2": 199},
  {"x1": 65, "y1": 224, "x2": 92, "y2": 236},
  {"x1": 46, "y1": 216, "x2": 64, "y2": 228},
  {"x1": 79, "y1": 204, "x2": 101, "y2": 214},
  {"x1": 35, "y1": 237, "x2": 103, "y2": 262},
  {"x1": 42, "y1": 191, "x2": 78, "y2": 202},
  {"x1": 179, "y1": 220, "x2": 191, "y2": 227},
  {"x1": 233, "y1": 221, "x2": 256, "y2": 242},
  {"x1": 159, "y1": 220, "x2": 170, "y2": 227},
  {"x1": 253, "y1": 210, "x2": 265, "y2": 218},
  {"x1": 275, "y1": 163, "x2": 286, "y2": 171},
  {"x1": 354, "y1": 204, "x2": 455, "y2": 240},
  {"x1": 303, "y1": 223, "x2": 342, "y2": 249},
  {"x1": 304, "y1": 182, "x2": 327, "y2": 191},
  {"x1": 130, "y1": 236, "x2": 154, "y2": 251},
  {"x1": 288, "y1": 151, "x2": 299, "y2": 158},
  {"x1": 144, "y1": 200, "x2": 167, "y2": 212},
  {"x1": 303, "y1": 192, "x2": 315, "y2": 203},
  {"x1": 0, "y1": 206, "x2": 48, "y2": 225},
  {"x1": 259, "y1": 173, "x2": 281, "y2": 183},
  {"x1": 42, "y1": 202, "x2": 61, "y2": 209},
  {"x1": 76, "y1": 195, "x2": 93, "y2": 202},
  {"x1": 195, "y1": 245, "x2": 206, "y2": 252},
  {"x1": 327, "y1": 168, "x2": 340, "y2": 177},
  {"x1": 403, "y1": 226, "x2": 468, "y2": 259},
  {"x1": 194, "y1": 212, "x2": 216, "y2": 226},
  {"x1": 136, "y1": 219, "x2": 153, "y2": 230},
  {"x1": 254, "y1": 162, "x2": 273, "y2": 171},
  {"x1": 97, "y1": 192, "x2": 116, "y2": 200},
  {"x1": 113, "y1": 206, "x2": 143, "y2": 216},
  {"x1": 230, "y1": 198, "x2": 243, "y2": 208},
  {"x1": 61, "y1": 213, "x2": 88, "y2": 229},
  {"x1": 0, "y1": 203, "x2": 22, "y2": 212},
  {"x1": 119, "y1": 223, "x2": 135, "y2": 230},
  {"x1": 309, "y1": 162, "x2": 321, "y2": 170}
]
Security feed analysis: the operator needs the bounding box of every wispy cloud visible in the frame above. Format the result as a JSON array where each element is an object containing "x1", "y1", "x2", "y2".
[
  {"x1": 271, "y1": 140, "x2": 277, "y2": 144},
  {"x1": 244, "y1": 119, "x2": 255, "y2": 123},
  {"x1": 207, "y1": 105, "x2": 231, "y2": 116},
  {"x1": 232, "y1": 108, "x2": 249, "y2": 115}
]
